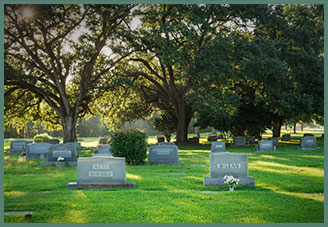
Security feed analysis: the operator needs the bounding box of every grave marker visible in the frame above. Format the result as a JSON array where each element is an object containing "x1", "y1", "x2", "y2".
[
  {"x1": 67, "y1": 156, "x2": 136, "y2": 189},
  {"x1": 9, "y1": 141, "x2": 32, "y2": 154},
  {"x1": 232, "y1": 136, "x2": 247, "y2": 147},
  {"x1": 269, "y1": 137, "x2": 279, "y2": 146},
  {"x1": 94, "y1": 144, "x2": 111, "y2": 156},
  {"x1": 40, "y1": 144, "x2": 78, "y2": 166},
  {"x1": 281, "y1": 134, "x2": 291, "y2": 141},
  {"x1": 300, "y1": 136, "x2": 318, "y2": 150},
  {"x1": 203, "y1": 152, "x2": 254, "y2": 187},
  {"x1": 211, "y1": 142, "x2": 226, "y2": 152},
  {"x1": 255, "y1": 140, "x2": 276, "y2": 152},
  {"x1": 148, "y1": 145, "x2": 180, "y2": 164},
  {"x1": 26, "y1": 143, "x2": 53, "y2": 159}
]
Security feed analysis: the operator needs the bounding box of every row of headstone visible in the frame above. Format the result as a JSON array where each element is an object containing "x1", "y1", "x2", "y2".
[{"x1": 26, "y1": 142, "x2": 81, "y2": 159}]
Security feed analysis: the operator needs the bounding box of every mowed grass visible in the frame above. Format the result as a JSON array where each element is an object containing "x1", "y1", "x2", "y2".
[{"x1": 3, "y1": 136, "x2": 324, "y2": 223}]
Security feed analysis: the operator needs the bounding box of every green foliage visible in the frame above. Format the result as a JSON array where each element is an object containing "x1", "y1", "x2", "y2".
[
  {"x1": 33, "y1": 133, "x2": 51, "y2": 143},
  {"x1": 98, "y1": 137, "x2": 109, "y2": 144},
  {"x1": 110, "y1": 129, "x2": 148, "y2": 165}
]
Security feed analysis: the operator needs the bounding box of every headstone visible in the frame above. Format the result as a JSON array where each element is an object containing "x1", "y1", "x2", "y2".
[
  {"x1": 156, "y1": 142, "x2": 175, "y2": 146},
  {"x1": 247, "y1": 136, "x2": 256, "y2": 144},
  {"x1": 211, "y1": 142, "x2": 226, "y2": 152},
  {"x1": 65, "y1": 142, "x2": 82, "y2": 153},
  {"x1": 48, "y1": 139, "x2": 60, "y2": 144},
  {"x1": 203, "y1": 152, "x2": 255, "y2": 187},
  {"x1": 300, "y1": 136, "x2": 318, "y2": 150},
  {"x1": 217, "y1": 134, "x2": 223, "y2": 139},
  {"x1": 26, "y1": 143, "x2": 53, "y2": 159},
  {"x1": 268, "y1": 137, "x2": 279, "y2": 146},
  {"x1": 281, "y1": 134, "x2": 291, "y2": 141},
  {"x1": 67, "y1": 156, "x2": 136, "y2": 189},
  {"x1": 9, "y1": 141, "x2": 32, "y2": 154},
  {"x1": 40, "y1": 144, "x2": 78, "y2": 166},
  {"x1": 156, "y1": 136, "x2": 165, "y2": 143},
  {"x1": 255, "y1": 140, "x2": 276, "y2": 152},
  {"x1": 148, "y1": 145, "x2": 179, "y2": 163},
  {"x1": 232, "y1": 136, "x2": 247, "y2": 147},
  {"x1": 94, "y1": 144, "x2": 111, "y2": 156}
]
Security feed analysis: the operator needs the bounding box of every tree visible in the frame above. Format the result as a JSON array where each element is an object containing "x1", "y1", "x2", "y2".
[
  {"x1": 4, "y1": 4, "x2": 134, "y2": 142},
  {"x1": 99, "y1": 4, "x2": 268, "y2": 143}
]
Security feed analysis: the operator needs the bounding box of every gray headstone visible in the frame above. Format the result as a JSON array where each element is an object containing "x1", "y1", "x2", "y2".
[
  {"x1": 156, "y1": 142, "x2": 176, "y2": 146},
  {"x1": 281, "y1": 134, "x2": 291, "y2": 141},
  {"x1": 256, "y1": 140, "x2": 276, "y2": 152},
  {"x1": 9, "y1": 141, "x2": 32, "y2": 154},
  {"x1": 269, "y1": 137, "x2": 279, "y2": 146},
  {"x1": 48, "y1": 144, "x2": 77, "y2": 163},
  {"x1": 300, "y1": 136, "x2": 317, "y2": 150},
  {"x1": 148, "y1": 145, "x2": 179, "y2": 163},
  {"x1": 233, "y1": 136, "x2": 247, "y2": 147},
  {"x1": 26, "y1": 143, "x2": 53, "y2": 159},
  {"x1": 94, "y1": 144, "x2": 111, "y2": 156},
  {"x1": 65, "y1": 142, "x2": 82, "y2": 153},
  {"x1": 303, "y1": 133, "x2": 314, "y2": 137},
  {"x1": 77, "y1": 156, "x2": 127, "y2": 185},
  {"x1": 48, "y1": 139, "x2": 60, "y2": 144},
  {"x1": 211, "y1": 142, "x2": 226, "y2": 152},
  {"x1": 203, "y1": 152, "x2": 254, "y2": 187}
]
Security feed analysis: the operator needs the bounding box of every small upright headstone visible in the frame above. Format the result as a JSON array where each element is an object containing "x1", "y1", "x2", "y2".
[
  {"x1": 40, "y1": 144, "x2": 78, "y2": 166},
  {"x1": 188, "y1": 137, "x2": 199, "y2": 144},
  {"x1": 67, "y1": 156, "x2": 136, "y2": 189},
  {"x1": 211, "y1": 142, "x2": 226, "y2": 152},
  {"x1": 94, "y1": 144, "x2": 111, "y2": 156},
  {"x1": 203, "y1": 152, "x2": 254, "y2": 187},
  {"x1": 148, "y1": 145, "x2": 180, "y2": 164},
  {"x1": 48, "y1": 139, "x2": 60, "y2": 144},
  {"x1": 281, "y1": 134, "x2": 291, "y2": 141},
  {"x1": 232, "y1": 136, "x2": 247, "y2": 147},
  {"x1": 9, "y1": 141, "x2": 32, "y2": 154},
  {"x1": 207, "y1": 134, "x2": 217, "y2": 142},
  {"x1": 300, "y1": 136, "x2": 318, "y2": 150},
  {"x1": 255, "y1": 140, "x2": 276, "y2": 152},
  {"x1": 26, "y1": 143, "x2": 53, "y2": 159},
  {"x1": 269, "y1": 137, "x2": 279, "y2": 146}
]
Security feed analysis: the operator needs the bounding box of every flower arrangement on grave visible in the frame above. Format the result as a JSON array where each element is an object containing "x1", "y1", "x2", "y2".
[
  {"x1": 223, "y1": 175, "x2": 239, "y2": 191},
  {"x1": 57, "y1": 157, "x2": 65, "y2": 162}
]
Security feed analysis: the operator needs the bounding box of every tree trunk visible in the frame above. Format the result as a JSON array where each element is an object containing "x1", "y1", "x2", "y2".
[
  {"x1": 294, "y1": 123, "x2": 296, "y2": 133},
  {"x1": 62, "y1": 115, "x2": 77, "y2": 143},
  {"x1": 272, "y1": 118, "x2": 282, "y2": 138},
  {"x1": 175, "y1": 99, "x2": 192, "y2": 143},
  {"x1": 195, "y1": 126, "x2": 200, "y2": 138},
  {"x1": 301, "y1": 122, "x2": 303, "y2": 131}
]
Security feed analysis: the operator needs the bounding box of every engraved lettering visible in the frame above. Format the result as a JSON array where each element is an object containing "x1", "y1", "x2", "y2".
[
  {"x1": 217, "y1": 163, "x2": 241, "y2": 168},
  {"x1": 88, "y1": 171, "x2": 113, "y2": 177},
  {"x1": 92, "y1": 164, "x2": 110, "y2": 170}
]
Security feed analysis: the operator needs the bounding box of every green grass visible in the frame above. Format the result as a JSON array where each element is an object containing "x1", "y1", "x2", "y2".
[{"x1": 3, "y1": 136, "x2": 324, "y2": 223}]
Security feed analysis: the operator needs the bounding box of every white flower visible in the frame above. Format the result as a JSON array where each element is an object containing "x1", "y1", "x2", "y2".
[
  {"x1": 223, "y1": 175, "x2": 239, "y2": 189},
  {"x1": 57, "y1": 157, "x2": 65, "y2": 162}
]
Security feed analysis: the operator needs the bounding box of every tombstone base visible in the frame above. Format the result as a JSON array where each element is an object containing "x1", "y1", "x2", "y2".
[
  {"x1": 92, "y1": 153, "x2": 112, "y2": 157},
  {"x1": 40, "y1": 161, "x2": 77, "y2": 166},
  {"x1": 146, "y1": 161, "x2": 184, "y2": 165},
  {"x1": 66, "y1": 182, "x2": 136, "y2": 189},
  {"x1": 203, "y1": 177, "x2": 255, "y2": 187},
  {"x1": 299, "y1": 147, "x2": 319, "y2": 150}
]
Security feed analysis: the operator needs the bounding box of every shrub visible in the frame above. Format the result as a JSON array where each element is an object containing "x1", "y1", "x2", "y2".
[
  {"x1": 34, "y1": 133, "x2": 51, "y2": 143},
  {"x1": 98, "y1": 137, "x2": 109, "y2": 144},
  {"x1": 110, "y1": 129, "x2": 148, "y2": 165}
]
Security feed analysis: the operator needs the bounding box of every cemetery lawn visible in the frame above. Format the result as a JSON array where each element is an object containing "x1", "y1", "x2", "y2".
[{"x1": 4, "y1": 138, "x2": 324, "y2": 223}]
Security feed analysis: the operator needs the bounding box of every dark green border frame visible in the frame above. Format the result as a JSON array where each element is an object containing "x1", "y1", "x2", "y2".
[{"x1": 0, "y1": 0, "x2": 326, "y2": 226}]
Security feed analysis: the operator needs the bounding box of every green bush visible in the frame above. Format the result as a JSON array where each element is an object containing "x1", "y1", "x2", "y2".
[
  {"x1": 34, "y1": 133, "x2": 51, "y2": 143},
  {"x1": 98, "y1": 137, "x2": 109, "y2": 144},
  {"x1": 110, "y1": 129, "x2": 148, "y2": 165}
]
